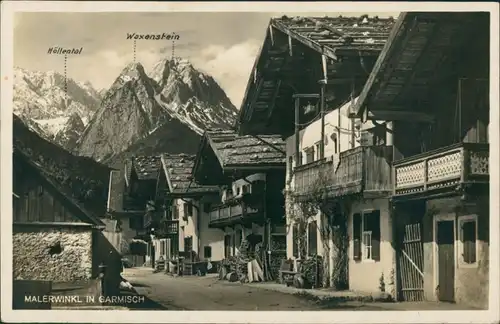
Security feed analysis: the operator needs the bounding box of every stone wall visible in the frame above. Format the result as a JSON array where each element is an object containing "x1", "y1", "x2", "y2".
[{"x1": 13, "y1": 226, "x2": 93, "y2": 282}]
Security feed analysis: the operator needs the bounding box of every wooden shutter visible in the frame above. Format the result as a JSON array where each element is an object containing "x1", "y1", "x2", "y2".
[
  {"x1": 353, "y1": 213, "x2": 362, "y2": 261},
  {"x1": 369, "y1": 210, "x2": 381, "y2": 261},
  {"x1": 292, "y1": 224, "x2": 299, "y2": 258},
  {"x1": 462, "y1": 221, "x2": 477, "y2": 264}
]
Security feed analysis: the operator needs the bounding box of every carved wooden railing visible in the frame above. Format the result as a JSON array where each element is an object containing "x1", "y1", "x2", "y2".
[
  {"x1": 393, "y1": 143, "x2": 489, "y2": 196},
  {"x1": 209, "y1": 202, "x2": 260, "y2": 224},
  {"x1": 293, "y1": 145, "x2": 393, "y2": 198}
]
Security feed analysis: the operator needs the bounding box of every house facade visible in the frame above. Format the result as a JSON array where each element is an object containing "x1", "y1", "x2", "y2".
[
  {"x1": 192, "y1": 130, "x2": 287, "y2": 279},
  {"x1": 105, "y1": 169, "x2": 148, "y2": 267},
  {"x1": 237, "y1": 15, "x2": 395, "y2": 290},
  {"x1": 354, "y1": 12, "x2": 490, "y2": 308},
  {"x1": 12, "y1": 149, "x2": 122, "y2": 297},
  {"x1": 148, "y1": 153, "x2": 223, "y2": 269}
]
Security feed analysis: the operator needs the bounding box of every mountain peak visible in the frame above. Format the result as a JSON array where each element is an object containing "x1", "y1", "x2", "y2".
[{"x1": 120, "y1": 62, "x2": 147, "y2": 79}]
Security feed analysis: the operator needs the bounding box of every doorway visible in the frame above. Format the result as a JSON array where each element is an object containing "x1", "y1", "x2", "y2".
[{"x1": 436, "y1": 220, "x2": 455, "y2": 302}]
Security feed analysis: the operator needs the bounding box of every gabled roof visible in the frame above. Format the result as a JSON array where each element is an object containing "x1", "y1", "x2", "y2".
[
  {"x1": 201, "y1": 129, "x2": 286, "y2": 170},
  {"x1": 271, "y1": 15, "x2": 395, "y2": 58},
  {"x1": 160, "y1": 153, "x2": 219, "y2": 196},
  {"x1": 237, "y1": 15, "x2": 396, "y2": 136},
  {"x1": 13, "y1": 114, "x2": 111, "y2": 217},
  {"x1": 132, "y1": 156, "x2": 162, "y2": 181},
  {"x1": 354, "y1": 12, "x2": 489, "y2": 120},
  {"x1": 13, "y1": 149, "x2": 104, "y2": 227}
]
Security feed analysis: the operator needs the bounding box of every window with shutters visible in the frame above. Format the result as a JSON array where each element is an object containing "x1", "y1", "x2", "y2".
[
  {"x1": 458, "y1": 215, "x2": 478, "y2": 267},
  {"x1": 307, "y1": 221, "x2": 318, "y2": 256},
  {"x1": 292, "y1": 223, "x2": 299, "y2": 258},
  {"x1": 352, "y1": 210, "x2": 380, "y2": 262},
  {"x1": 304, "y1": 147, "x2": 315, "y2": 164}
]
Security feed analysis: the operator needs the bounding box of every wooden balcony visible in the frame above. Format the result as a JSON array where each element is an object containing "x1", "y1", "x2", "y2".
[
  {"x1": 393, "y1": 142, "x2": 489, "y2": 198},
  {"x1": 156, "y1": 220, "x2": 179, "y2": 236},
  {"x1": 209, "y1": 201, "x2": 262, "y2": 227},
  {"x1": 293, "y1": 145, "x2": 393, "y2": 199}
]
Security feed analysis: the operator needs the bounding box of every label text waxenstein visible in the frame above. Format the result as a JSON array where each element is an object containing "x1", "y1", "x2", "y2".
[{"x1": 126, "y1": 32, "x2": 180, "y2": 40}]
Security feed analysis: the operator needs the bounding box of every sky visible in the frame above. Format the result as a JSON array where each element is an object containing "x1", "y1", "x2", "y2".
[{"x1": 14, "y1": 11, "x2": 399, "y2": 108}]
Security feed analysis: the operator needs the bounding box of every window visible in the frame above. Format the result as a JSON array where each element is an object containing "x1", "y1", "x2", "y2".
[
  {"x1": 203, "y1": 203, "x2": 211, "y2": 213},
  {"x1": 204, "y1": 246, "x2": 212, "y2": 259},
  {"x1": 331, "y1": 133, "x2": 338, "y2": 154},
  {"x1": 315, "y1": 142, "x2": 322, "y2": 160},
  {"x1": 304, "y1": 147, "x2": 315, "y2": 164},
  {"x1": 242, "y1": 184, "x2": 250, "y2": 194},
  {"x1": 292, "y1": 223, "x2": 299, "y2": 258},
  {"x1": 171, "y1": 205, "x2": 179, "y2": 220},
  {"x1": 307, "y1": 221, "x2": 318, "y2": 256},
  {"x1": 459, "y1": 215, "x2": 478, "y2": 267},
  {"x1": 297, "y1": 152, "x2": 303, "y2": 166},
  {"x1": 224, "y1": 235, "x2": 231, "y2": 258},
  {"x1": 184, "y1": 202, "x2": 193, "y2": 217},
  {"x1": 160, "y1": 239, "x2": 165, "y2": 256},
  {"x1": 353, "y1": 210, "x2": 380, "y2": 262}
]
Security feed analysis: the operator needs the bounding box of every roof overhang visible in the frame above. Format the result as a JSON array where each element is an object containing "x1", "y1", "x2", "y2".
[{"x1": 354, "y1": 12, "x2": 489, "y2": 121}]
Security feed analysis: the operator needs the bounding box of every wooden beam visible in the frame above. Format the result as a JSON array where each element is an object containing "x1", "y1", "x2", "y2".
[
  {"x1": 292, "y1": 93, "x2": 320, "y2": 99},
  {"x1": 269, "y1": 25, "x2": 274, "y2": 46},
  {"x1": 247, "y1": 78, "x2": 264, "y2": 121},
  {"x1": 353, "y1": 12, "x2": 409, "y2": 117},
  {"x1": 267, "y1": 80, "x2": 282, "y2": 119},
  {"x1": 272, "y1": 21, "x2": 338, "y2": 61},
  {"x1": 321, "y1": 55, "x2": 328, "y2": 81},
  {"x1": 367, "y1": 110, "x2": 435, "y2": 123}
]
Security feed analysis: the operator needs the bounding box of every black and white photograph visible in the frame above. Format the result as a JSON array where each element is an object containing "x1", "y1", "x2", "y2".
[{"x1": 1, "y1": 1, "x2": 498, "y2": 323}]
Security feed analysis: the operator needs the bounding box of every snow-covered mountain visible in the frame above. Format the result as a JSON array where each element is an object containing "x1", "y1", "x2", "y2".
[
  {"x1": 13, "y1": 67, "x2": 102, "y2": 150},
  {"x1": 151, "y1": 58, "x2": 238, "y2": 134},
  {"x1": 14, "y1": 57, "x2": 239, "y2": 165},
  {"x1": 76, "y1": 57, "x2": 238, "y2": 164}
]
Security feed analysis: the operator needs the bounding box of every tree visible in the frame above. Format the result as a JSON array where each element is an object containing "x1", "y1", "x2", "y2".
[{"x1": 286, "y1": 166, "x2": 349, "y2": 289}]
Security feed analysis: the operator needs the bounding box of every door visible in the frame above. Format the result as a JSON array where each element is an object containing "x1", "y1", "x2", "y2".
[
  {"x1": 437, "y1": 220, "x2": 455, "y2": 302},
  {"x1": 184, "y1": 236, "x2": 193, "y2": 261}
]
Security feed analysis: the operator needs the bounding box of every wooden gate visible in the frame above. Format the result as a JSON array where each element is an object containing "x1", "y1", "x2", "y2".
[{"x1": 398, "y1": 223, "x2": 424, "y2": 301}]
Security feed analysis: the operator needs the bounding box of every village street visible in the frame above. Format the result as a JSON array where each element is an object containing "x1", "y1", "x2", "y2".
[
  {"x1": 121, "y1": 268, "x2": 475, "y2": 311},
  {"x1": 122, "y1": 267, "x2": 322, "y2": 310}
]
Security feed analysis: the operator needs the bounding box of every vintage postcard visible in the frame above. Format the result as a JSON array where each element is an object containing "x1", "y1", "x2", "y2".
[{"x1": 1, "y1": 1, "x2": 498, "y2": 323}]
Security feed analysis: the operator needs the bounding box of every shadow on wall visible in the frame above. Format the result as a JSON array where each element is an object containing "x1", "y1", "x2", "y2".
[{"x1": 92, "y1": 230, "x2": 123, "y2": 297}]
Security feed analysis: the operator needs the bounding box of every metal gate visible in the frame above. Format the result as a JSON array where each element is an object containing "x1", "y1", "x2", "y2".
[{"x1": 398, "y1": 223, "x2": 424, "y2": 301}]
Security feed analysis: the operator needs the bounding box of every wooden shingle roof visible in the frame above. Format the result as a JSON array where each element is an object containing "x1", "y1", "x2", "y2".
[
  {"x1": 161, "y1": 153, "x2": 219, "y2": 195},
  {"x1": 237, "y1": 15, "x2": 396, "y2": 137},
  {"x1": 206, "y1": 129, "x2": 286, "y2": 169},
  {"x1": 272, "y1": 15, "x2": 395, "y2": 57},
  {"x1": 132, "y1": 156, "x2": 162, "y2": 180}
]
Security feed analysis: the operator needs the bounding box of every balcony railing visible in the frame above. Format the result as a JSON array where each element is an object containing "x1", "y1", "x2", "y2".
[
  {"x1": 209, "y1": 202, "x2": 260, "y2": 224},
  {"x1": 157, "y1": 220, "x2": 179, "y2": 235},
  {"x1": 393, "y1": 142, "x2": 489, "y2": 197},
  {"x1": 293, "y1": 145, "x2": 393, "y2": 198}
]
